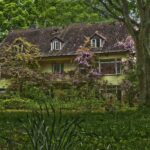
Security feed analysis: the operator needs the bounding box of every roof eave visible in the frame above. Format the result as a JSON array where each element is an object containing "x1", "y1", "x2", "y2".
[{"x1": 39, "y1": 49, "x2": 130, "y2": 58}]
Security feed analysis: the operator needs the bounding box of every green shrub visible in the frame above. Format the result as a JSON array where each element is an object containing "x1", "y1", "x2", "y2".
[
  {"x1": 1, "y1": 97, "x2": 37, "y2": 109},
  {"x1": 22, "y1": 85, "x2": 49, "y2": 103},
  {"x1": 0, "y1": 93, "x2": 11, "y2": 100}
]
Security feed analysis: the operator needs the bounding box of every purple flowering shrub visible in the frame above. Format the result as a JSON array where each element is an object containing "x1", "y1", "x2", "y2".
[
  {"x1": 74, "y1": 38, "x2": 100, "y2": 82},
  {"x1": 69, "y1": 38, "x2": 102, "y2": 100},
  {"x1": 115, "y1": 36, "x2": 135, "y2": 52},
  {"x1": 116, "y1": 36, "x2": 139, "y2": 106}
]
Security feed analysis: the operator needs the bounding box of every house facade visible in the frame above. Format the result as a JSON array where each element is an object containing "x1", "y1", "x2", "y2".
[{"x1": 0, "y1": 23, "x2": 130, "y2": 96}]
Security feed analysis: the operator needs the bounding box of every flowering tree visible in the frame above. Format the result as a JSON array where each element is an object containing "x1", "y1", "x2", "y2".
[
  {"x1": 115, "y1": 36, "x2": 135, "y2": 52},
  {"x1": 74, "y1": 37, "x2": 100, "y2": 82},
  {"x1": 116, "y1": 36, "x2": 139, "y2": 105},
  {"x1": 73, "y1": 38, "x2": 101, "y2": 99},
  {"x1": 0, "y1": 38, "x2": 41, "y2": 93}
]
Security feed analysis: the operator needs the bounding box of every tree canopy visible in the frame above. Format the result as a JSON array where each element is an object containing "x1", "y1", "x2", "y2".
[{"x1": 0, "y1": 0, "x2": 112, "y2": 42}]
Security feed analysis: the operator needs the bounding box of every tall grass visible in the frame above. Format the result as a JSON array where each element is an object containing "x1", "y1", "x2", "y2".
[{"x1": 22, "y1": 105, "x2": 83, "y2": 150}]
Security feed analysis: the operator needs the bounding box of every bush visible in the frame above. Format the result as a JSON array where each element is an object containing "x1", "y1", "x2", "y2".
[
  {"x1": 22, "y1": 85, "x2": 49, "y2": 103},
  {"x1": 0, "y1": 93, "x2": 11, "y2": 100},
  {"x1": 0, "y1": 97, "x2": 37, "y2": 109}
]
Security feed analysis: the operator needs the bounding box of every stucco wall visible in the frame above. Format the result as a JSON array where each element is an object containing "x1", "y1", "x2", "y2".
[
  {"x1": 0, "y1": 79, "x2": 11, "y2": 89},
  {"x1": 39, "y1": 57, "x2": 75, "y2": 73},
  {"x1": 39, "y1": 61, "x2": 76, "y2": 73},
  {"x1": 40, "y1": 61, "x2": 53, "y2": 73},
  {"x1": 39, "y1": 53, "x2": 128, "y2": 85},
  {"x1": 101, "y1": 75, "x2": 126, "y2": 85},
  {"x1": 0, "y1": 53, "x2": 128, "y2": 89},
  {"x1": 98, "y1": 53, "x2": 127, "y2": 85}
]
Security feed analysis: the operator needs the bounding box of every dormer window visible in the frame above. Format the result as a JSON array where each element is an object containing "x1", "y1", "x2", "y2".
[
  {"x1": 50, "y1": 38, "x2": 62, "y2": 50},
  {"x1": 91, "y1": 38, "x2": 103, "y2": 48},
  {"x1": 90, "y1": 32, "x2": 106, "y2": 48}
]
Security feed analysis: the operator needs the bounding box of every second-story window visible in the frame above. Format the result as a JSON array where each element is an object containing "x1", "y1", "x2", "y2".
[
  {"x1": 99, "y1": 59, "x2": 121, "y2": 75},
  {"x1": 51, "y1": 39, "x2": 62, "y2": 50},
  {"x1": 90, "y1": 32, "x2": 106, "y2": 48},
  {"x1": 91, "y1": 38, "x2": 102, "y2": 48}
]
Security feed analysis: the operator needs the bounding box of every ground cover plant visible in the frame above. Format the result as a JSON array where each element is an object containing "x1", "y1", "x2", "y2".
[{"x1": 1, "y1": 106, "x2": 150, "y2": 150}]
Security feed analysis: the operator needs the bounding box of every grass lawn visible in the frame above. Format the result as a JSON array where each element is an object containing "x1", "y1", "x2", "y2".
[{"x1": 0, "y1": 107, "x2": 150, "y2": 150}]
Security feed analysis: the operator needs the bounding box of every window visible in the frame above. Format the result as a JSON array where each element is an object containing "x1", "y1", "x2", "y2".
[
  {"x1": 51, "y1": 39, "x2": 62, "y2": 50},
  {"x1": 99, "y1": 59, "x2": 121, "y2": 75},
  {"x1": 52, "y1": 63, "x2": 64, "y2": 73},
  {"x1": 91, "y1": 37, "x2": 103, "y2": 48}
]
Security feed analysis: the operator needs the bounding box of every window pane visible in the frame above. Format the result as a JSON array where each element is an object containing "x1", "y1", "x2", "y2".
[
  {"x1": 91, "y1": 37, "x2": 103, "y2": 48},
  {"x1": 51, "y1": 40, "x2": 62, "y2": 50},
  {"x1": 60, "y1": 64, "x2": 64, "y2": 73},
  {"x1": 101, "y1": 62, "x2": 116, "y2": 74},
  {"x1": 91, "y1": 39, "x2": 94, "y2": 47},
  {"x1": 116, "y1": 62, "x2": 121, "y2": 74},
  {"x1": 55, "y1": 41, "x2": 60, "y2": 50},
  {"x1": 96, "y1": 39, "x2": 100, "y2": 47},
  {"x1": 52, "y1": 63, "x2": 64, "y2": 73},
  {"x1": 53, "y1": 64, "x2": 60, "y2": 73}
]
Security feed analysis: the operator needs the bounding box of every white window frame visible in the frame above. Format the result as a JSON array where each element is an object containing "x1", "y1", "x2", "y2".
[
  {"x1": 91, "y1": 38, "x2": 97, "y2": 48},
  {"x1": 91, "y1": 38, "x2": 103, "y2": 48},
  {"x1": 51, "y1": 39, "x2": 62, "y2": 51},
  {"x1": 99, "y1": 59, "x2": 122, "y2": 75},
  {"x1": 99, "y1": 39, "x2": 103, "y2": 47}
]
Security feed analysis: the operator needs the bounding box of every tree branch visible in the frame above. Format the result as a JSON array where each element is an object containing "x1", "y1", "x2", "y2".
[
  {"x1": 121, "y1": 0, "x2": 138, "y2": 39},
  {"x1": 137, "y1": 0, "x2": 145, "y2": 22},
  {"x1": 107, "y1": 0, "x2": 122, "y2": 13},
  {"x1": 99, "y1": 0, "x2": 125, "y2": 22}
]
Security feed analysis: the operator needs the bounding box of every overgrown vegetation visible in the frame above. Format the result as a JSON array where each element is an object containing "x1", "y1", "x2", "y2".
[
  {"x1": 0, "y1": 0, "x2": 149, "y2": 149},
  {"x1": 0, "y1": 0, "x2": 112, "y2": 42},
  {"x1": 1, "y1": 107, "x2": 150, "y2": 149},
  {"x1": 0, "y1": 37, "x2": 139, "y2": 109}
]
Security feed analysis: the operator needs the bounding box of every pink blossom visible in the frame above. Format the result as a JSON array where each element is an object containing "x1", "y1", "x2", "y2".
[
  {"x1": 90, "y1": 69, "x2": 101, "y2": 77},
  {"x1": 115, "y1": 36, "x2": 135, "y2": 51}
]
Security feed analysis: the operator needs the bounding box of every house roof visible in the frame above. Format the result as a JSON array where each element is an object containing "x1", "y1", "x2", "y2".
[
  {"x1": 2, "y1": 23, "x2": 129, "y2": 57},
  {"x1": 90, "y1": 31, "x2": 107, "y2": 40}
]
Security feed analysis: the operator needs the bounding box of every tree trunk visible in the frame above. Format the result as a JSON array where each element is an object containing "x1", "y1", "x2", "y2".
[
  {"x1": 144, "y1": 51, "x2": 150, "y2": 106},
  {"x1": 135, "y1": 41, "x2": 145, "y2": 101},
  {"x1": 136, "y1": 39, "x2": 150, "y2": 106}
]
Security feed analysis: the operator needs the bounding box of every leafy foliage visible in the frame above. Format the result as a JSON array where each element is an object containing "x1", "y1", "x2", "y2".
[
  {"x1": 121, "y1": 53, "x2": 139, "y2": 106},
  {"x1": 0, "y1": 0, "x2": 110, "y2": 42},
  {"x1": 1, "y1": 108, "x2": 150, "y2": 149},
  {"x1": 23, "y1": 105, "x2": 83, "y2": 150},
  {"x1": 0, "y1": 37, "x2": 41, "y2": 93},
  {"x1": 0, "y1": 97, "x2": 37, "y2": 109}
]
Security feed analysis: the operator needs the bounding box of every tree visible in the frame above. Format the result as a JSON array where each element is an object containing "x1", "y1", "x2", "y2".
[
  {"x1": 86, "y1": 0, "x2": 150, "y2": 105},
  {"x1": 0, "y1": 0, "x2": 111, "y2": 42},
  {"x1": 0, "y1": 0, "x2": 38, "y2": 41},
  {"x1": 74, "y1": 37, "x2": 100, "y2": 82},
  {"x1": 0, "y1": 37, "x2": 40, "y2": 93}
]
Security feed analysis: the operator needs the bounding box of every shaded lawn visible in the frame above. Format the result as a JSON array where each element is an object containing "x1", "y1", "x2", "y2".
[{"x1": 0, "y1": 108, "x2": 150, "y2": 149}]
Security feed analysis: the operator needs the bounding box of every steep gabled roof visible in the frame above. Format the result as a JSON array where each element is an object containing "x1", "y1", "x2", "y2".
[
  {"x1": 1, "y1": 23, "x2": 129, "y2": 57},
  {"x1": 90, "y1": 31, "x2": 107, "y2": 40}
]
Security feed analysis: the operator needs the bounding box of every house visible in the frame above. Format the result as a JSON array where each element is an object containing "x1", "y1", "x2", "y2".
[{"x1": 0, "y1": 23, "x2": 130, "y2": 97}]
